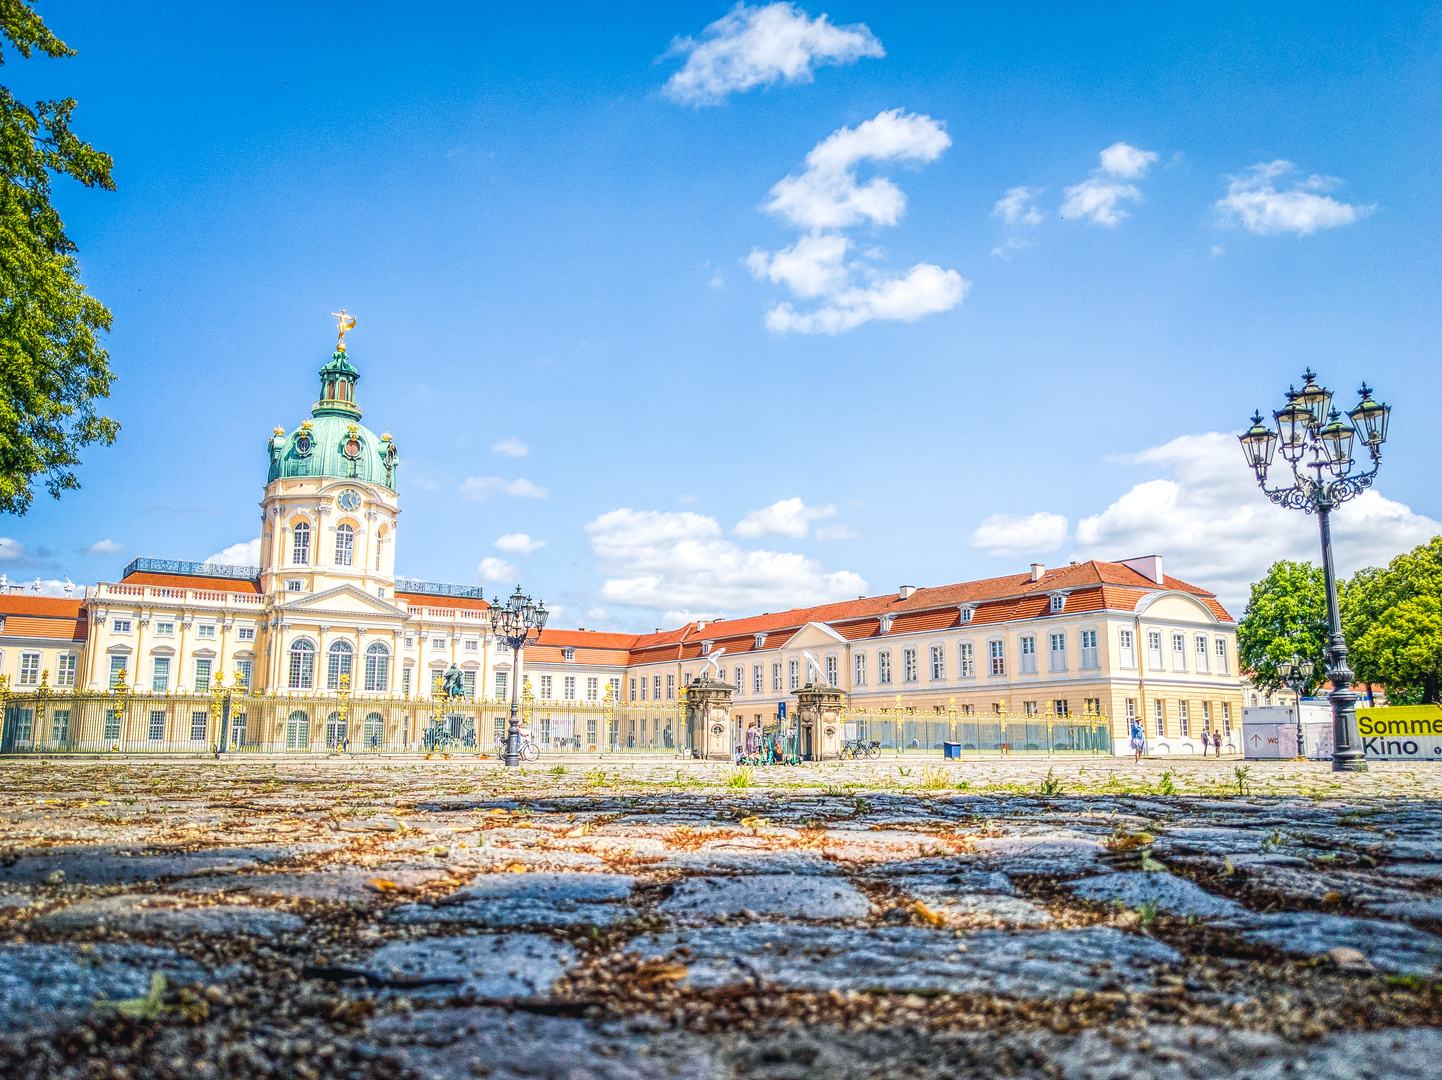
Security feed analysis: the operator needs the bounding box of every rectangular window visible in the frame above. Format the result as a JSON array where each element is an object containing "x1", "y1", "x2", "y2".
[
  {"x1": 461, "y1": 671, "x2": 475, "y2": 699},
  {"x1": 609, "y1": 677, "x2": 621, "y2": 701},
  {"x1": 286, "y1": 580, "x2": 302, "y2": 593},
  {"x1": 293, "y1": 525, "x2": 310, "y2": 565},
  {"x1": 432, "y1": 638, "x2": 445, "y2": 650},
  {"x1": 464, "y1": 639, "x2": 478, "y2": 652},
  {"x1": 149, "y1": 710, "x2": 166, "y2": 741},
  {"x1": 1154, "y1": 698, "x2": 1165, "y2": 736},
  {"x1": 854, "y1": 653, "x2": 867, "y2": 686},
  {"x1": 1084, "y1": 697, "x2": 1101, "y2": 715},
  {"x1": 1125, "y1": 698, "x2": 1136, "y2": 720},
  {"x1": 1215, "y1": 638, "x2": 1229, "y2": 674},
  {"x1": 929, "y1": 645, "x2": 945, "y2": 681},
  {"x1": 196, "y1": 624, "x2": 216, "y2": 639},
  {"x1": 18, "y1": 652, "x2": 40, "y2": 686},
  {"x1": 540, "y1": 716, "x2": 550, "y2": 744},
  {"x1": 587, "y1": 677, "x2": 599, "y2": 701},
  {"x1": 335, "y1": 526, "x2": 354, "y2": 566},
  {"x1": 1049, "y1": 628, "x2": 1072, "y2": 669},
  {"x1": 1195, "y1": 635, "x2": 1210, "y2": 674},
  {"x1": 564, "y1": 675, "x2": 576, "y2": 700},
  {"x1": 1023, "y1": 700, "x2": 1037, "y2": 715},
  {"x1": 1172, "y1": 632, "x2": 1186, "y2": 671},
  {"x1": 403, "y1": 636, "x2": 413, "y2": 649},
  {"x1": 1202, "y1": 701, "x2": 1211, "y2": 722},
  {"x1": 401, "y1": 666, "x2": 411, "y2": 696},
  {"x1": 1080, "y1": 630, "x2": 1099, "y2": 669},
  {"x1": 826, "y1": 655, "x2": 838, "y2": 687},
  {"x1": 1148, "y1": 631, "x2": 1163, "y2": 670},
  {"x1": 653, "y1": 675, "x2": 662, "y2": 700},
  {"x1": 1222, "y1": 701, "x2": 1231, "y2": 721},
  {"x1": 1018, "y1": 635, "x2": 1036, "y2": 674},
  {"x1": 562, "y1": 648, "x2": 575, "y2": 661},
  {"x1": 639, "y1": 676, "x2": 647, "y2": 701},
  {"x1": 628, "y1": 677, "x2": 636, "y2": 702},
  {"x1": 191, "y1": 710, "x2": 208, "y2": 742},
  {"x1": 1053, "y1": 699, "x2": 1069, "y2": 716},
  {"x1": 1118, "y1": 629, "x2": 1135, "y2": 669},
  {"x1": 903, "y1": 648, "x2": 918, "y2": 683},
  {"x1": 194, "y1": 658, "x2": 211, "y2": 692},
  {"x1": 772, "y1": 662, "x2": 782, "y2": 691},
  {"x1": 237, "y1": 626, "x2": 255, "y2": 641},
  {"x1": 51, "y1": 709, "x2": 69, "y2": 743},
  {"x1": 1179, "y1": 700, "x2": 1190, "y2": 737},
  {"x1": 113, "y1": 619, "x2": 131, "y2": 634},
  {"x1": 989, "y1": 640, "x2": 1005, "y2": 676},
  {"x1": 788, "y1": 659, "x2": 800, "y2": 690},
  {"x1": 753, "y1": 664, "x2": 763, "y2": 692},
  {"x1": 586, "y1": 717, "x2": 597, "y2": 748},
  {"x1": 962, "y1": 703, "x2": 975, "y2": 714},
  {"x1": 109, "y1": 655, "x2": 127, "y2": 688},
  {"x1": 541, "y1": 675, "x2": 553, "y2": 699},
  {"x1": 959, "y1": 642, "x2": 975, "y2": 677},
  {"x1": 104, "y1": 708, "x2": 120, "y2": 740},
  {"x1": 151, "y1": 656, "x2": 171, "y2": 693},
  {"x1": 495, "y1": 671, "x2": 508, "y2": 699},
  {"x1": 878, "y1": 651, "x2": 892, "y2": 685},
  {"x1": 732, "y1": 666, "x2": 743, "y2": 691},
  {"x1": 235, "y1": 660, "x2": 252, "y2": 691},
  {"x1": 155, "y1": 622, "x2": 174, "y2": 637}
]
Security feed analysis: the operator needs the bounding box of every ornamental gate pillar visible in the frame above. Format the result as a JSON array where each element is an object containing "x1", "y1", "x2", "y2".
[
  {"x1": 793, "y1": 682, "x2": 846, "y2": 761},
  {"x1": 685, "y1": 677, "x2": 734, "y2": 760}
]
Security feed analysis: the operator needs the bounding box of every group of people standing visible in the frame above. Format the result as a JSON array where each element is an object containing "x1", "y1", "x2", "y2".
[{"x1": 1128, "y1": 719, "x2": 1225, "y2": 762}]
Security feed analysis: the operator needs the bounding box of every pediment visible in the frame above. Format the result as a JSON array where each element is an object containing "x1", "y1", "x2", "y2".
[
  {"x1": 280, "y1": 584, "x2": 409, "y2": 619},
  {"x1": 784, "y1": 621, "x2": 848, "y2": 649}
]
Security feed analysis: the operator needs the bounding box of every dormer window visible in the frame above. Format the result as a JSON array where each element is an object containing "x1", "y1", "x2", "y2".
[
  {"x1": 879, "y1": 615, "x2": 895, "y2": 634},
  {"x1": 1049, "y1": 594, "x2": 1065, "y2": 613},
  {"x1": 701, "y1": 641, "x2": 713, "y2": 656},
  {"x1": 959, "y1": 606, "x2": 975, "y2": 623},
  {"x1": 562, "y1": 647, "x2": 575, "y2": 661},
  {"x1": 754, "y1": 634, "x2": 765, "y2": 649}
]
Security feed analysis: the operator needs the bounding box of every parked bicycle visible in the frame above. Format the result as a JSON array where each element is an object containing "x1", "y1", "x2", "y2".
[
  {"x1": 494, "y1": 732, "x2": 540, "y2": 762},
  {"x1": 841, "y1": 739, "x2": 881, "y2": 759}
]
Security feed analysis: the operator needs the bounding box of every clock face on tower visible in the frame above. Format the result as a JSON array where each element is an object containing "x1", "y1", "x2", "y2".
[{"x1": 337, "y1": 489, "x2": 361, "y2": 512}]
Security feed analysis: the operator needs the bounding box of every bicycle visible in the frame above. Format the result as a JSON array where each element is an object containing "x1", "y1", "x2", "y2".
[{"x1": 494, "y1": 733, "x2": 540, "y2": 762}]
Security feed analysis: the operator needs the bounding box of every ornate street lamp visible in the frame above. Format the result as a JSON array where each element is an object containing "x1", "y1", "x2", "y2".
[
  {"x1": 1276, "y1": 653, "x2": 1315, "y2": 715},
  {"x1": 1240, "y1": 370, "x2": 1391, "y2": 772},
  {"x1": 488, "y1": 585, "x2": 548, "y2": 767}
]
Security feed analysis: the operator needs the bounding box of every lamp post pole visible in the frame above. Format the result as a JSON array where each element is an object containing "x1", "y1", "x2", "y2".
[
  {"x1": 1240, "y1": 371, "x2": 1391, "y2": 773},
  {"x1": 488, "y1": 585, "x2": 548, "y2": 768}
]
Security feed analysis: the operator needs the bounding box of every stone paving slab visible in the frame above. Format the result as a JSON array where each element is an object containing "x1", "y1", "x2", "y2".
[
  {"x1": 657, "y1": 875, "x2": 871, "y2": 919},
  {"x1": 364, "y1": 934, "x2": 575, "y2": 998},
  {"x1": 0, "y1": 849, "x2": 260, "y2": 885},
  {"x1": 820, "y1": 830, "x2": 958, "y2": 861},
  {"x1": 632, "y1": 924, "x2": 1181, "y2": 996},
  {"x1": 467, "y1": 848, "x2": 607, "y2": 871},
  {"x1": 652, "y1": 851, "x2": 840, "y2": 875},
  {"x1": 892, "y1": 875, "x2": 1050, "y2": 926},
  {"x1": 969, "y1": 835, "x2": 1108, "y2": 875},
  {"x1": 181, "y1": 866, "x2": 447, "y2": 901},
  {"x1": 0, "y1": 943, "x2": 208, "y2": 1033},
  {"x1": 389, "y1": 872, "x2": 638, "y2": 928},
  {"x1": 1066, "y1": 871, "x2": 1248, "y2": 918},
  {"x1": 34, "y1": 894, "x2": 305, "y2": 936},
  {"x1": 1216, "y1": 912, "x2": 1442, "y2": 975}
]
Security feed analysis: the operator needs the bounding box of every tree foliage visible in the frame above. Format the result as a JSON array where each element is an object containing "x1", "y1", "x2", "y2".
[
  {"x1": 0, "y1": 0, "x2": 117, "y2": 515},
  {"x1": 1237, "y1": 559, "x2": 1329, "y2": 693},
  {"x1": 1344, "y1": 536, "x2": 1442, "y2": 705}
]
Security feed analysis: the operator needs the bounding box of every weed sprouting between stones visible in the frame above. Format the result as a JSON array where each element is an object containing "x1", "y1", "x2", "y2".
[
  {"x1": 919, "y1": 765, "x2": 950, "y2": 791},
  {"x1": 1038, "y1": 768, "x2": 1063, "y2": 796}
]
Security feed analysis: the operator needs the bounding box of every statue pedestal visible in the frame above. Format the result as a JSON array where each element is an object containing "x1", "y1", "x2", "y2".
[
  {"x1": 793, "y1": 682, "x2": 846, "y2": 761},
  {"x1": 685, "y1": 677, "x2": 734, "y2": 760}
]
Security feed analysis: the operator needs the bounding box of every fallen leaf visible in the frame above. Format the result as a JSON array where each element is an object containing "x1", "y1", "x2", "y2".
[
  {"x1": 912, "y1": 900, "x2": 947, "y2": 928},
  {"x1": 635, "y1": 961, "x2": 688, "y2": 983},
  {"x1": 502, "y1": 862, "x2": 528, "y2": 873},
  {"x1": 96, "y1": 972, "x2": 166, "y2": 1020},
  {"x1": 364, "y1": 878, "x2": 417, "y2": 895}
]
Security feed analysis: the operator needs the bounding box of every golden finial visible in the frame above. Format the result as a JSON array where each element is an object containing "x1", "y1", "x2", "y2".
[{"x1": 331, "y1": 309, "x2": 357, "y2": 352}]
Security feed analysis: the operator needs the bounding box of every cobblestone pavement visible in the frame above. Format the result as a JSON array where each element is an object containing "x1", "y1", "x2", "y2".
[{"x1": 0, "y1": 756, "x2": 1438, "y2": 1078}]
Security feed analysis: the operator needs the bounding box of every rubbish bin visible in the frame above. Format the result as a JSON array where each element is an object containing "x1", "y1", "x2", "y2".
[{"x1": 943, "y1": 742, "x2": 962, "y2": 759}]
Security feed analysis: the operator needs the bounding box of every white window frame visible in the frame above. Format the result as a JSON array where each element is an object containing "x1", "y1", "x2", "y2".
[
  {"x1": 928, "y1": 645, "x2": 945, "y2": 681},
  {"x1": 854, "y1": 652, "x2": 867, "y2": 686},
  {"x1": 989, "y1": 640, "x2": 1005, "y2": 677},
  {"x1": 18, "y1": 652, "x2": 40, "y2": 686},
  {"x1": 151, "y1": 655, "x2": 170, "y2": 692},
  {"x1": 1179, "y1": 700, "x2": 1190, "y2": 737},
  {"x1": 564, "y1": 675, "x2": 576, "y2": 700},
  {"x1": 335, "y1": 523, "x2": 355, "y2": 566},
  {"x1": 1118, "y1": 629, "x2": 1135, "y2": 670},
  {"x1": 1079, "y1": 629, "x2": 1099, "y2": 670},
  {"x1": 1147, "y1": 630, "x2": 1163, "y2": 670},
  {"x1": 1049, "y1": 594, "x2": 1065, "y2": 613},
  {"x1": 1171, "y1": 631, "x2": 1187, "y2": 672},
  {"x1": 1215, "y1": 638, "x2": 1230, "y2": 674},
  {"x1": 292, "y1": 521, "x2": 311, "y2": 565},
  {"x1": 753, "y1": 664, "x2": 763, "y2": 692},
  {"x1": 154, "y1": 621, "x2": 175, "y2": 637},
  {"x1": 112, "y1": 619, "x2": 132, "y2": 634},
  {"x1": 1195, "y1": 634, "x2": 1210, "y2": 674},
  {"x1": 788, "y1": 659, "x2": 800, "y2": 690},
  {"x1": 55, "y1": 653, "x2": 76, "y2": 687},
  {"x1": 1048, "y1": 632, "x2": 1067, "y2": 673},
  {"x1": 902, "y1": 648, "x2": 918, "y2": 683},
  {"x1": 825, "y1": 655, "x2": 838, "y2": 687},
  {"x1": 959, "y1": 642, "x2": 975, "y2": 678},
  {"x1": 772, "y1": 663, "x2": 782, "y2": 691},
  {"x1": 1018, "y1": 635, "x2": 1036, "y2": 674},
  {"x1": 541, "y1": 675, "x2": 553, "y2": 699},
  {"x1": 587, "y1": 677, "x2": 599, "y2": 701},
  {"x1": 236, "y1": 626, "x2": 255, "y2": 641},
  {"x1": 878, "y1": 651, "x2": 892, "y2": 685}
]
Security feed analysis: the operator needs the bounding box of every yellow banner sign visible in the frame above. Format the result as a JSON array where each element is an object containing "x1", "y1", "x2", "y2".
[{"x1": 1356, "y1": 706, "x2": 1442, "y2": 760}]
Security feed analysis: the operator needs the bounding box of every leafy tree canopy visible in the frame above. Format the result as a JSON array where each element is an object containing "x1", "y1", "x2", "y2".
[
  {"x1": 0, "y1": 0, "x2": 117, "y2": 516},
  {"x1": 1344, "y1": 536, "x2": 1442, "y2": 705},
  {"x1": 1237, "y1": 559, "x2": 1328, "y2": 693}
]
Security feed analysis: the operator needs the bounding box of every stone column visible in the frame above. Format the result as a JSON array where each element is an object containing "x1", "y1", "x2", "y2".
[
  {"x1": 793, "y1": 682, "x2": 846, "y2": 761},
  {"x1": 685, "y1": 677, "x2": 734, "y2": 760}
]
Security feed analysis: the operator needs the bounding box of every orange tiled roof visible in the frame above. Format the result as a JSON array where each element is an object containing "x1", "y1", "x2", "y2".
[
  {"x1": 396, "y1": 592, "x2": 490, "y2": 612},
  {"x1": 121, "y1": 571, "x2": 263, "y2": 594},
  {"x1": 0, "y1": 596, "x2": 87, "y2": 641}
]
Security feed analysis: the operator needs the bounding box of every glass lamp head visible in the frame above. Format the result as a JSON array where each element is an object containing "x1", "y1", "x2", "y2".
[
  {"x1": 1318, "y1": 408, "x2": 1355, "y2": 469},
  {"x1": 1294, "y1": 368, "x2": 1333, "y2": 429},
  {"x1": 1274, "y1": 394, "x2": 1312, "y2": 463},
  {"x1": 1239, "y1": 411, "x2": 1278, "y2": 472},
  {"x1": 1300, "y1": 658, "x2": 1315, "y2": 680},
  {"x1": 1348, "y1": 384, "x2": 1390, "y2": 450}
]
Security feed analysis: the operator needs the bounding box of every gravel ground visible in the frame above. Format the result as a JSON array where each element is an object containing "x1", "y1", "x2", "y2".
[{"x1": 0, "y1": 756, "x2": 1437, "y2": 1078}]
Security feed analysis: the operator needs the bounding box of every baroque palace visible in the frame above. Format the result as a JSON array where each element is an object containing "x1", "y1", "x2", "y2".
[{"x1": 0, "y1": 328, "x2": 1246, "y2": 757}]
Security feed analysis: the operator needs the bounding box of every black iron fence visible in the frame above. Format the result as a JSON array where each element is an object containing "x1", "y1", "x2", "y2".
[{"x1": 843, "y1": 711, "x2": 1114, "y2": 755}]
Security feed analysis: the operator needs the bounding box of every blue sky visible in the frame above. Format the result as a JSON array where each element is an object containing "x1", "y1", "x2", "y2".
[{"x1": 3, "y1": 1, "x2": 1440, "y2": 625}]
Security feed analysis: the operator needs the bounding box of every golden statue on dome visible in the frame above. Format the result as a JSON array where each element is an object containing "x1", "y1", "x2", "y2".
[{"x1": 331, "y1": 309, "x2": 357, "y2": 351}]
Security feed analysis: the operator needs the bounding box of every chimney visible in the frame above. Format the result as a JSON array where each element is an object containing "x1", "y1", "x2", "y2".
[
  {"x1": 1119, "y1": 555, "x2": 1164, "y2": 585},
  {"x1": 654, "y1": 628, "x2": 662, "y2": 634},
  {"x1": 1030, "y1": 563, "x2": 1045, "y2": 582},
  {"x1": 577, "y1": 627, "x2": 584, "y2": 632},
  {"x1": 898, "y1": 585, "x2": 916, "y2": 600}
]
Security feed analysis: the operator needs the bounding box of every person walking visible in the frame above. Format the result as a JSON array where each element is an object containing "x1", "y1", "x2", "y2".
[
  {"x1": 1212, "y1": 728, "x2": 1223, "y2": 757},
  {"x1": 1129, "y1": 717, "x2": 1146, "y2": 763},
  {"x1": 744, "y1": 721, "x2": 761, "y2": 762},
  {"x1": 1201, "y1": 726, "x2": 1210, "y2": 756}
]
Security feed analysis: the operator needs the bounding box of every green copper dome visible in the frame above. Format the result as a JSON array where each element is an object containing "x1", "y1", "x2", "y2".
[{"x1": 266, "y1": 350, "x2": 398, "y2": 491}]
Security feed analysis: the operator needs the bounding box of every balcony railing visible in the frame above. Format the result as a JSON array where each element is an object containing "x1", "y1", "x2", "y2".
[
  {"x1": 395, "y1": 578, "x2": 484, "y2": 600},
  {"x1": 123, "y1": 557, "x2": 260, "y2": 582}
]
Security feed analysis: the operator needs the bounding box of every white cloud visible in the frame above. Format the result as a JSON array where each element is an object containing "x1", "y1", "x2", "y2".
[
  {"x1": 815, "y1": 524, "x2": 859, "y2": 541},
  {"x1": 1061, "y1": 432, "x2": 1440, "y2": 615},
  {"x1": 992, "y1": 186, "x2": 1044, "y2": 226},
  {"x1": 991, "y1": 236, "x2": 1036, "y2": 259},
  {"x1": 735, "y1": 497, "x2": 837, "y2": 538},
  {"x1": 0, "y1": 538, "x2": 26, "y2": 560},
  {"x1": 586, "y1": 507, "x2": 867, "y2": 616},
  {"x1": 1060, "y1": 141, "x2": 1157, "y2": 226},
  {"x1": 205, "y1": 538, "x2": 261, "y2": 567},
  {"x1": 746, "y1": 232, "x2": 850, "y2": 298},
  {"x1": 763, "y1": 264, "x2": 968, "y2": 333},
  {"x1": 586, "y1": 608, "x2": 609, "y2": 622},
  {"x1": 477, "y1": 556, "x2": 518, "y2": 584},
  {"x1": 1215, "y1": 161, "x2": 1372, "y2": 236},
  {"x1": 460, "y1": 477, "x2": 549, "y2": 500},
  {"x1": 84, "y1": 539, "x2": 124, "y2": 556},
  {"x1": 663, "y1": 2, "x2": 883, "y2": 105},
  {"x1": 495, "y1": 533, "x2": 546, "y2": 556},
  {"x1": 969, "y1": 512, "x2": 1069, "y2": 557},
  {"x1": 492, "y1": 437, "x2": 530, "y2": 457}
]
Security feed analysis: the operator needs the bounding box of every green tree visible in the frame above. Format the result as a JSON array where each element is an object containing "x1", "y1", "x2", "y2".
[
  {"x1": 0, "y1": 0, "x2": 117, "y2": 516},
  {"x1": 1344, "y1": 536, "x2": 1442, "y2": 705},
  {"x1": 1237, "y1": 560, "x2": 1329, "y2": 693}
]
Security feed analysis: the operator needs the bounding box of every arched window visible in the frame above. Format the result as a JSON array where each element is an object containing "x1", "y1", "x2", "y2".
[
  {"x1": 292, "y1": 521, "x2": 310, "y2": 565},
  {"x1": 285, "y1": 709, "x2": 309, "y2": 750},
  {"x1": 335, "y1": 523, "x2": 354, "y2": 566},
  {"x1": 288, "y1": 640, "x2": 315, "y2": 689},
  {"x1": 365, "y1": 642, "x2": 389, "y2": 692},
  {"x1": 327, "y1": 639, "x2": 353, "y2": 689},
  {"x1": 325, "y1": 710, "x2": 346, "y2": 749}
]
